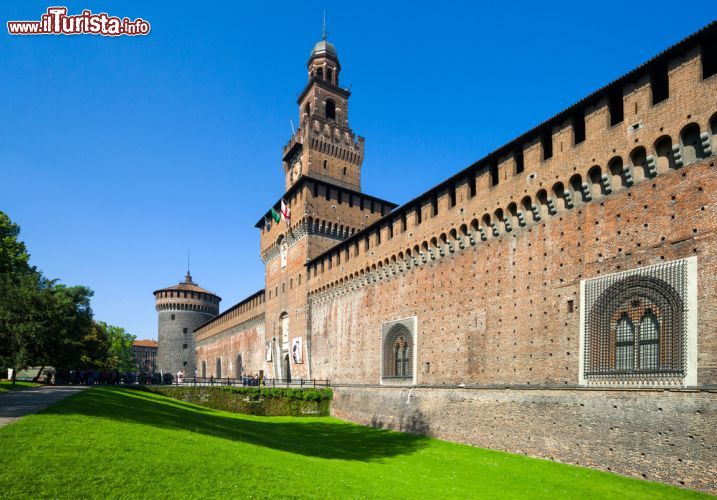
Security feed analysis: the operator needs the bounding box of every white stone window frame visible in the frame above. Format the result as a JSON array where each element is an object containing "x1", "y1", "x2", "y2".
[
  {"x1": 380, "y1": 316, "x2": 418, "y2": 386},
  {"x1": 579, "y1": 256, "x2": 698, "y2": 388}
]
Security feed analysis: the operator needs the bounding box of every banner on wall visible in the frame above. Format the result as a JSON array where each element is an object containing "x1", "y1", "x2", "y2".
[
  {"x1": 265, "y1": 342, "x2": 272, "y2": 362},
  {"x1": 291, "y1": 337, "x2": 303, "y2": 364},
  {"x1": 280, "y1": 242, "x2": 288, "y2": 269}
]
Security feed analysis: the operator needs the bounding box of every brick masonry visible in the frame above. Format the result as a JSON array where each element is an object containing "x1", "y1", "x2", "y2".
[
  {"x1": 331, "y1": 386, "x2": 716, "y2": 493},
  {"x1": 191, "y1": 25, "x2": 717, "y2": 492}
]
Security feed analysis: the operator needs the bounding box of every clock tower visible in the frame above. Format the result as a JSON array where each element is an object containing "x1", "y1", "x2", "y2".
[
  {"x1": 282, "y1": 29, "x2": 364, "y2": 191},
  {"x1": 258, "y1": 28, "x2": 395, "y2": 382}
]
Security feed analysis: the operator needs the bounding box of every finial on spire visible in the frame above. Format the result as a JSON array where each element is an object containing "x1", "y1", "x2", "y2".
[
  {"x1": 322, "y1": 10, "x2": 327, "y2": 41},
  {"x1": 185, "y1": 249, "x2": 192, "y2": 283}
]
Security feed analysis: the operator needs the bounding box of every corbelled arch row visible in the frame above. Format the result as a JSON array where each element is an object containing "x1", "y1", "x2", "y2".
[
  {"x1": 308, "y1": 117, "x2": 716, "y2": 304},
  {"x1": 261, "y1": 214, "x2": 360, "y2": 265}
]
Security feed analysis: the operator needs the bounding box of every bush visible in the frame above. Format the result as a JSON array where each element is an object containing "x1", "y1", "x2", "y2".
[{"x1": 141, "y1": 386, "x2": 332, "y2": 417}]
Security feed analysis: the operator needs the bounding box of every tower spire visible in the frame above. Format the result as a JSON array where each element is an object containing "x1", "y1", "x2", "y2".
[
  {"x1": 185, "y1": 249, "x2": 192, "y2": 283},
  {"x1": 322, "y1": 10, "x2": 327, "y2": 41}
]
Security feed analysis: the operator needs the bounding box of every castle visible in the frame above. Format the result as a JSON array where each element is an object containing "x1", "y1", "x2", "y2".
[{"x1": 170, "y1": 23, "x2": 715, "y2": 491}]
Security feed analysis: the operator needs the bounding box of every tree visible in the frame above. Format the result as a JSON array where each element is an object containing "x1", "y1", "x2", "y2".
[
  {"x1": 98, "y1": 322, "x2": 136, "y2": 372},
  {"x1": 0, "y1": 211, "x2": 33, "y2": 275},
  {"x1": 0, "y1": 211, "x2": 135, "y2": 384},
  {"x1": 0, "y1": 211, "x2": 95, "y2": 382},
  {"x1": 0, "y1": 211, "x2": 41, "y2": 383}
]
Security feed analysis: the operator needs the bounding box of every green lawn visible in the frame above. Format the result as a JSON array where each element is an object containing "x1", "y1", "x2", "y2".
[
  {"x1": 0, "y1": 380, "x2": 41, "y2": 393},
  {"x1": 0, "y1": 387, "x2": 705, "y2": 499}
]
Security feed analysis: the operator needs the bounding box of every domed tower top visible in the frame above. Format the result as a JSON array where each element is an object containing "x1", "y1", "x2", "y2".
[
  {"x1": 153, "y1": 271, "x2": 221, "y2": 316},
  {"x1": 307, "y1": 13, "x2": 340, "y2": 85}
]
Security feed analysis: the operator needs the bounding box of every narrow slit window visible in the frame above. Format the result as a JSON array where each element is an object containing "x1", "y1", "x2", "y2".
[
  {"x1": 541, "y1": 133, "x2": 553, "y2": 160},
  {"x1": 651, "y1": 64, "x2": 669, "y2": 105},
  {"x1": 608, "y1": 89, "x2": 624, "y2": 125},
  {"x1": 573, "y1": 110, "x2": 586, "y2": 144},
  {"x1": 515, "y1": 149, "x2": 524, "y2": 174}
]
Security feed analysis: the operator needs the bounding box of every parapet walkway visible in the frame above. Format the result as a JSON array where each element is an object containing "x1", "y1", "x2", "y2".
[{"x1": 0, "y1": 385, "x2": 87, "y2": 427}]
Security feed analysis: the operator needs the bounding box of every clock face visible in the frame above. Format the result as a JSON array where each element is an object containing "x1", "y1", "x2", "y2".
[{"x1": 291, "y1": 158, "x2": 302, "y2": 180}]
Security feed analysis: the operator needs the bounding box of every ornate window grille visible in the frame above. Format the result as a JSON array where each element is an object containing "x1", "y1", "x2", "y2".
[
  {"x1": 582, "y1": 258, "x2": 691, "y2": 385},
  {"x1": 382, "y1": 321, "x2": 415, "y2": 381}
]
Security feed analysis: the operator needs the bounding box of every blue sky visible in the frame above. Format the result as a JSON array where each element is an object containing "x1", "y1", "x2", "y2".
[{"x1": 0, "y1": 1, "x2": 710, "y2": 339}]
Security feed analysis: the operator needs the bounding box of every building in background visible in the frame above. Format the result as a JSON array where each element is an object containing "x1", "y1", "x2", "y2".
[
  {"x1": 153, "y1": 272, "x2": 220, "y2": 377},
  {"x1": 131, "y1": 339, "x2": 158, "y2": 373}
]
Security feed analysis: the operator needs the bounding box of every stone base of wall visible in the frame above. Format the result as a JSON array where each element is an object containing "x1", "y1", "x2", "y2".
[{"x1": 331, "y1": 385, "x2": 717, "y2": 493}]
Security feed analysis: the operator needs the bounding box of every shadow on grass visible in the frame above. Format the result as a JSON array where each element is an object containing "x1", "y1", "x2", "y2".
[{"x1": 43, "y1": 387, "x2": 429, "y2": 461}]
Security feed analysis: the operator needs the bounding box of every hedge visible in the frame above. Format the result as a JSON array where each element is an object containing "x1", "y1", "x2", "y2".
[{"x1": 142, "y1": 386, "x2": 332, "y2": 417}]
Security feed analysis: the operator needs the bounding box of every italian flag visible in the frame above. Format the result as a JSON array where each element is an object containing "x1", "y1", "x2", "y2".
[{"x1": 270, "y1": 207, "x2": 281, "y2": 223}]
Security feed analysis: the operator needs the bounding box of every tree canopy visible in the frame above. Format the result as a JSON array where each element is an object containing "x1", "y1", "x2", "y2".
[{"x1": 0, "y1": 210, "x2": 137, "y2": 382}]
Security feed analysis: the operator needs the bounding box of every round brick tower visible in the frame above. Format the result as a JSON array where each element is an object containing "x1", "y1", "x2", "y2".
[{"x1": 153, "y1": 271, "x2": 220, "y2": 378}]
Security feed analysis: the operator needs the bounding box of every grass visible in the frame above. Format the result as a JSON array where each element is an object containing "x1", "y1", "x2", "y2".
[
  {"x1": 0, "y1": 387, "x2": 706, "y2": 499},
  {"x1": 0, "y1": 380, "x2": 41, "y2": 393}
]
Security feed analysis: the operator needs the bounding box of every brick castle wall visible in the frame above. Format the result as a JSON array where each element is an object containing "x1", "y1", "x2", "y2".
[{"x1": 332, "y1": 386, "x2": 717, "y2": 493}]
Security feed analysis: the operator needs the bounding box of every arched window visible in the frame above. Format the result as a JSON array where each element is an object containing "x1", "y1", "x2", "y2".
[
  {"x1": 639, "y1": 310, "x2": 660, "y2": 370},
  {"x1": 327, "y1": 68, "x2": 333, "y2": 83},
  {"x1": 304, "y1": 102, "x2": 311, "y2": 116},
  {"x1": 325, "y1": 99, "x2": 336, "y2": 120},
  {"x1": 394, "y1": 338, "x2": 409, "y2": 377},
  {"x1": 584, "y1": 270, "x2": 685, "y2": 381},
  {"x1": 236, "y1": 354, "x2": 243, "y2": 378},
  {"x1": 316, "y1": 67, "x2": 323, "y2": 80},
  {"x1": 215, "y1": 358, "x2": 222, "y2": 378},
  {"x1": 680, "y1": 123, "x2": 704, "y2": 163},
  {"x1": 382, "y1": 322, "x2": 414, "y2": 380},
  {"x1": 616, "y1": 315, "x2": 635, "y2": 370},
  {"x1": 201, "y1": 360, "x2": 206, "y2": 379},
  {"x1": 630, "y1": 146, "x2": 648, "y2": 182},
  {"x1": 654, "y1": 136, "x2": 675, "y2": 172}
]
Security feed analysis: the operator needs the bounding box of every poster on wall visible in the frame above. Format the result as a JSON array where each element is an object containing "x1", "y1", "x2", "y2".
[
  {"x1": 265, "y1": 342, "x2": 272, "y2": 362},
  {"x1": 291, "y1": 337, "x2": 303, "y2": 364}
]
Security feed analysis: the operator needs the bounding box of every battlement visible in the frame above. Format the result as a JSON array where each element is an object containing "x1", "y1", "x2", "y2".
[
  {"x1": 194, "y1": 289, "x2": 265, "y2": 343},
  {"x1": 305, "y1": 22, "x2": 717, "y2": 292}
]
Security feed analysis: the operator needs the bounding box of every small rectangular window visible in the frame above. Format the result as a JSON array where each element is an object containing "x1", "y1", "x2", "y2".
[
  {"x1": 651, "y1": 64, "x2": 669, "y2": 105},
  {"x1": 541, "y1": 132, "x2": 553, "y2": 160},
  {"x1": 171, "y1": 314, "x2": 175, "y2": 320},
  {"x1": 469, "y1": 174, "x2": 477, "y2": 197},
  {"x1": 183, "y1": 344, "x2": 188, "y2": 349},
  {"x1": 514, "y1": 149, "x2": 524, "y2": 174},
  {"x1": 183, "y1": 328, "x2": 188, "y2": 334},
  {"x1": 489, "y1": 163, "x2": 499, "y2": 186},
  {"x1": 572, "y1": 110, "x2": 585, "y2": 144},
  {"x1": 449, "y1": 186, "x2": 456, "y2": 207},
  {"x1": 401, "y1": 212, "x2": 407, "y2": 232},
  {"x1": 607, "y1": 89, "x2": 624, "y2": 126},
  {"x1": 431, "y1": 196, "x2": 438, "y2": 216},
  {"x1": 415, "y1": 204, "x2": 422, "y2": 225},
  {"x1": 702, "y1": 36, "x2": 717, "y2": 79},
  {"x1": 567, "y1": 300, "x2": 574, "y2": 313}
]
